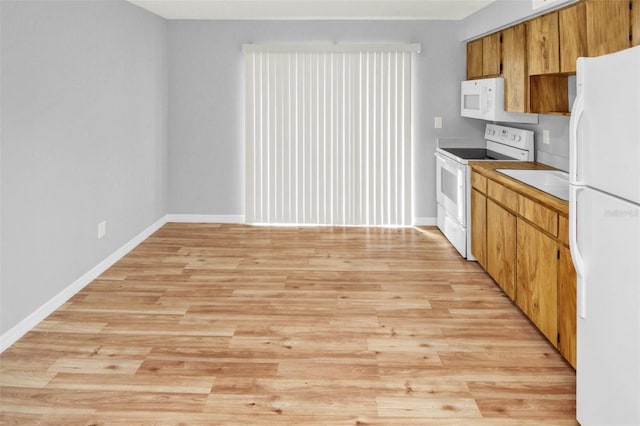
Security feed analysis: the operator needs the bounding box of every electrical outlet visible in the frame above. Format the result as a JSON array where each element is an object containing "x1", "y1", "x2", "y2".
[
  {"x1": 98, "y1": 221, "x2": 106, "y2": 239},
  {"x1": 543, "y1": 129, "x2": 551, "y2": 145},
  {"x1": 434, "y1": 116, "x2": 442, "y2": 129}
]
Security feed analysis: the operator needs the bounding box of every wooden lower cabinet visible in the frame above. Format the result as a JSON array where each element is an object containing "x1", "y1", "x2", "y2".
[
  {"x1": 469, "y1": 167, "x2": 577, "y2": 367},
  {"x1": 487, "y1": 200, "x2": 517, "y2": 300},
  {"x1": 558, "y1": 245, "x2": 577, "y2": 367},
  {"x1": 634, "y1": 0, "x2": 640, "y2": 47},
  {"x1": 471, "y1": 188, "x2": 487, "y2": 268},
  {"x1": 516, "y1": 219, "x2": 558, "y2": 345}
]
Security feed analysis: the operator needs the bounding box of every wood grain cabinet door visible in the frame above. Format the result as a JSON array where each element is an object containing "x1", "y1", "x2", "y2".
[
  {"x1": 586, "y1": 0, "x2": 630, "y2": 56},
  {"x1": 482, "y1": 32, "x2": 502, "y2": 76},
  {"x1": 467, "y1": 39, "x2": 483, "y2": 79},
  {"x1": 559, "y1": 2, "x2": 587, "y2": 73},
  {"x1": 516, "y1": 219, "x2": 558, "y2": 345},
  {"x1": 471, "y1": 188, "x2": 487, "y2": 269},
  {"x1": 558, "y1": 245, "x2": 577, "y2": 368},
  {"x1": 487, "y1": 200, "x2": 517, "y2": 300},
  {"x1": 632, "y1": 0, "x2": 640, "y2": 47},
  {"x1": 528, "y1": 12, "x2": 560, "y2": 75},
  {"x1": 502, "y1": 23, "x2": 528, "y2": 112}
]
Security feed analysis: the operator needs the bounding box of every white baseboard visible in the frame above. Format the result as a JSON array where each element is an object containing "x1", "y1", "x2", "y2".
[
  {"x1": 413, "y1": 217, "x2": 437, "y2": 226},
  {"x1": 0, "y1": 215, "x2": 169, "y2": 353},
  {"x1": 167, "y1": 214, "x2": 244, "y2": 224}
]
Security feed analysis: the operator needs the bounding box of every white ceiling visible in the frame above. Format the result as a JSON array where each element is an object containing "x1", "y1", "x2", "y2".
[{"x1": 127, "y1": 0, "x2": 497, "y2": 20}]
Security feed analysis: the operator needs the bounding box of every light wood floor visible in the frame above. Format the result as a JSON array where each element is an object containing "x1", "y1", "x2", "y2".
[{"x1": 0, "y1": 223, "x2": 577, "y2": 425}]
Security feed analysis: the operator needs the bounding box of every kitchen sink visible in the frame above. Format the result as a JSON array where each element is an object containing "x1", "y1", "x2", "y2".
[{"x1": 496, "y1": 169, "x2": 569, "y2": 201}]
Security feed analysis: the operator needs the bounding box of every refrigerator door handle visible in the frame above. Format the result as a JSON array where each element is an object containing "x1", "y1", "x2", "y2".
[
  {"x1": 569, "y1": 185, "x2": 587, "y2": 319},
  {"x1": 569, "y1": 90, "x2": 585, "y2": 185}
]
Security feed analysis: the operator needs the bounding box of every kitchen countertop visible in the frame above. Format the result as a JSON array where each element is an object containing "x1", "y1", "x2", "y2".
[{"x1": 469, "y1": 161, "x2": 569, "y2": 216}]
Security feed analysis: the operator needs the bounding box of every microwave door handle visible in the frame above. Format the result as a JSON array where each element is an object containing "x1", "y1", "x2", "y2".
[{"x1": 481, "y1": 87, "x2": 488, "y2": 114}]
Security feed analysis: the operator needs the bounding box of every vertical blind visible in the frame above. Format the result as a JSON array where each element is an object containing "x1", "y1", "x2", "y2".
[{"x1": 244, "y1": 43, "x2": 420, "y2": 226}]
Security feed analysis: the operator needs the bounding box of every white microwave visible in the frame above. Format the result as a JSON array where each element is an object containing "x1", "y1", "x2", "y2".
[{"x1": 461, "y1": 77, "x2": 538, "y2": 124}]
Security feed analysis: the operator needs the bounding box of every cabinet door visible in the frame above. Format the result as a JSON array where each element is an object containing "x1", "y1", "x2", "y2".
[
  {"x1": 528, "y1": 12, "x2": 560, "y2": 75},
  {"x1": 482, "y1": 32, "x2": 502, "y2": 76},
  {"x1": 559, "y1": 2, "x2": 587, "y2": 73},
  {"x1": 632, "y1": 0, "x2": 640, "y2": 47},
  {"x1": 558, "y1": 245, "x2": 577, "y2": 368},
  {"x1": 487, "y1": 200, "x2": 516, "y2": 300},
  {"x1": 586, "y1": 0, "x2": 630, "y2": 56},
  {"x1": 516, "y1": 219, "x2": 558, "y2": 344},
  {"x1": 471, "y1": 189, "x2": 487, "y2": 268},
  {"x1": 467, "y1": 39, "x2": 483, "y2": 79},
  {"x1": 502, "y1": 23, "x2": 528, "y2": 112}
]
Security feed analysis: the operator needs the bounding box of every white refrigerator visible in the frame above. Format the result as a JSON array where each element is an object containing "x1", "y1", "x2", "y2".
[{"x1": 570, "y1": 45, "x2": 640, "y2": 425}]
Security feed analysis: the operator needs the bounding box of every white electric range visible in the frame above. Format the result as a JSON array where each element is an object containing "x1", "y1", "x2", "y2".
[{"x1": 434, "y1": 123, "x2": 534, "y2": 260}]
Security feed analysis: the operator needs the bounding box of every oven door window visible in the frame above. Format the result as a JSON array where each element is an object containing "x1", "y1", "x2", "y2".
[
  {"x1": 436, "y1": 154, "x2": 466, "y2": 226},
  {"x1": 442, "y1": 167, "x2": 459, "y2": 203}
]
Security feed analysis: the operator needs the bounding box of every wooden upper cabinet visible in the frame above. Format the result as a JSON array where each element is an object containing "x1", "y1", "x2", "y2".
[
  {"x1": 482, "y1": 32, "x2": 502, "y2": 76},
  {"x1": 467, "y1": 39, "x2": 483, "y2": 79},
  {"x1": 502, "y1": 23, "x2": 529, "y2": 112},
  {"x1": 559, "y1": 2, "x2": 588, "y2": 73},
  {"x1": 467, "y1": 33, "x2": 502, "y2": 79},
  {"x1": 528, "y1": 12, "x2": 560, "y2": 75},
  {"x1": 467, "y1": 0, "x2": 634, "y2": 114},
  {"x1": 559, "y1": 0, "x2": 630, "y2": 67},
  {"x1": 586, "y1": 0, "x2": 630, "y2": 56},
  {"x1": 632, "y1": 0, "x2": 640, "y2": 47}
]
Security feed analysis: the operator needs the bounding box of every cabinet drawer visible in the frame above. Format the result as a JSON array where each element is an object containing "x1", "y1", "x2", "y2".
[
  {"x1": 471, "y1": 171, "x2": 487, "y2": 193},
  {"x1": 487, "y1": 180, "x2": 518, "y2": 212},
  {"x1": 519, "y1": 195, "x2": 558, "y2": 236}
]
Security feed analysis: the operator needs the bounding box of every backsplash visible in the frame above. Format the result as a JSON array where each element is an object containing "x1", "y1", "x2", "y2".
[
  {"x1": 510, "y1": 114, "x2": 571, "y2": 172},
  {"x1": 457, "y1": 113, "x2": 571, "y2": 171}
]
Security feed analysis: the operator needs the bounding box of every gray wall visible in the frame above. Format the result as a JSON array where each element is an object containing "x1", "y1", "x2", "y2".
[
  {"x1": 1, "y1": 0, "x2": 574, "y2": 336},
  {"x1": 462, "y1": 0, "x2": 576, "y2": 171},
  {"x1": 0, "y1": 1, "x2": 167, "y2": 333},
  {"x1": 167, "y1": 20, "x2": 484, "y2": 219},
  {"x1": 508, "y1": 115, "x2": 571, "y2": 171}
]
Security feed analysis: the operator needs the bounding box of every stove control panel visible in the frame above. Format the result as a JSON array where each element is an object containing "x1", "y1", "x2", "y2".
[{"x1": 485, "y1": 123, "x2": 534, "y2": 152}]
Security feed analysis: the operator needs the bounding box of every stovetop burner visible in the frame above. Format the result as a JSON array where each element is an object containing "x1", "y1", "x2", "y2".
[{"x1": 438, "y1": 147, "x2": 515, "y2": 161}]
